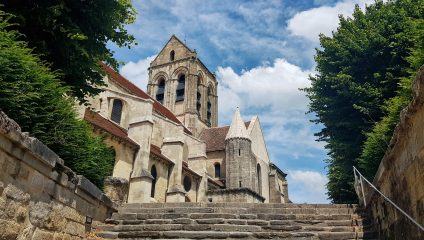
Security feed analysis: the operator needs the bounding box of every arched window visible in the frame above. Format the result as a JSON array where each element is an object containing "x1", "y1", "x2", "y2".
[
  {"x1": 176, "y1": 75, "x2": 185, "y2": 102},
  {"x1": 150, "y1": 165, "x2": 157, "y2": 198},
  {"x1": 183, "y1": 176, "x2": 192, "y2": 192},
  {"x1": 207, "y1": 86, "x2": 212, "y2": 126},
  {"x1": 156, "y1": 79, "x2": 165, "y2": 104},
  {"x1": 196, "y1": 78, "x2": 202, "y2": 114},
  {"x1": 170, "y1": 50, "x2": 175, "y2": 61},
  {"x1": 214, "y1": 163, "x2": 221, "y2": 178},
  {"x1": 111, "y1": 99, "x2": 123, "y2": 124},
  {"x1": 257, "y1": 164, "x2": 262, "y2": 195}
]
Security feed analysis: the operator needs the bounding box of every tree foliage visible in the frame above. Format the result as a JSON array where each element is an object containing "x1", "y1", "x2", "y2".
[
  {"x1": 359, "y1": 15, "x2": 424, "y2": 179},
  {"x1": 0, "y1": 12, "x2": 114, "y2": 188},
  {"x1": 1, "y1": 0, "x2": 136, "y2": 102},
  {"x1": 304, "y1": 0, "x2": 423, "y2": 203}
]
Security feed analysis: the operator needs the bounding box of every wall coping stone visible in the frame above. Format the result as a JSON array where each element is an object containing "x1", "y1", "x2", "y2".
[
  {"x1": 207, "y1": 187, "x2": 265, "y2": 202},
  {"x1": 0, "y1": 110, "x2": 117, "y2": 212},
  {"x1": 77, "y1": 175, "x2": 104, "y2": 201}
]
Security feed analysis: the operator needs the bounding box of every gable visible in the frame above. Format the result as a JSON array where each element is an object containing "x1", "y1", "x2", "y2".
[
  {"x1": 151, "y1": 35, "x2": 195, "y2": 67},
  {"x1": 247, "y1": 117, "x2": 270, "y2": 163}
]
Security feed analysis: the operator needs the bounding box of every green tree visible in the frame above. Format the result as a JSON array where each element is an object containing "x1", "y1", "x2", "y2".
[
  {"x1": 0, "y1": 12, "x2": 114, "y2": 188},
  {"x1": 304, "y1": 0, "x2": 423, "y2": 203},
  {"x1": 1, "y1": 0, "x2": 136, "y2": 102},
  {"x1": 359, "y1": 17, "x2": 424, "y2": 179}
]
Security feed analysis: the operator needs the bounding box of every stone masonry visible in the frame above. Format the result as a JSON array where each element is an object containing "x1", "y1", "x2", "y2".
[
  {"x1": 93, "y1": 202, "x2": 377, "y2": 239},
  {"x1": 0, "y1": 111, "x2": 116, "y2": 240},
  {"x1": 364, "y1": 66, "x2": 424, "y2": 239}
]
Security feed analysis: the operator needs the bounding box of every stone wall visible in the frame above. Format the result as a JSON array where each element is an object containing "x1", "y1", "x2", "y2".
[
  {"x1": 207, "y1": 188, "x2": 265, "y2": 203},
  {"x1": 0, "y1": 111, "x2": 116, "y2": 239},
  {"x1": 365, "y1": 66, "x2": 424, "y2": 239}
]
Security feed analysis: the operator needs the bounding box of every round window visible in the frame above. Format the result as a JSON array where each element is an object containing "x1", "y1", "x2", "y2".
[{"x1": 183, "y1": 176, "x2": 192, "y2": 192}]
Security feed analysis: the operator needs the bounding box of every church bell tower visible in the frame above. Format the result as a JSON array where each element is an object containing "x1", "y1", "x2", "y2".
[{"x1": 146, "y1": 35, "x2": 218, "y2": 136}]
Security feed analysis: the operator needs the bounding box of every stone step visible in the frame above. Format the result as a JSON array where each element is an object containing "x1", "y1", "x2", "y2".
[
  {"x1": 96, "y1": 223, "x2": 361, "y2": 233},
  {"x1": 96, "y1": 230, "x2": 374, "y2": 239},
  {"x1": 94, "y1": 203, "x2": 376, "y2": 240},
  {"x1": 111, "y1": 212, "x2": 359, "y2": 221},
  {"x1": 104, "y1": 218, "x2": 365, "y2": 228},
  {"x1": 123, "y1": 202, "x2": 359, "y2": 209},
  {"x1": 119, "y1": 207, "x2": 357, "y2": 215}
]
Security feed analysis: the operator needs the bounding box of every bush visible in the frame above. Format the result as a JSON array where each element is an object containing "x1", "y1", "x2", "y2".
[{"x1": 0, "y1": 12, "x2": 114, "y2": 188}]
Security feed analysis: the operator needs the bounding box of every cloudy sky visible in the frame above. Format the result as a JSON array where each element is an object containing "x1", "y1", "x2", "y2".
[{"x1": 110, "y1": 0, "x2": 374, "y2": 203}]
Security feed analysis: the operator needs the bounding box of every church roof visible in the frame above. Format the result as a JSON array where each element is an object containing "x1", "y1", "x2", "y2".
[
  {"x1": 200, "y1": 121, "x2": 250, "y2": 152},
  {"x1": 99, "y1": 63, "x2": 192, "y2": 135},
  {"x1": 84, "y1": 109, "x2": 139, "y2": 147},
  {"x1": 225, "y1": 108, "x2": 250, "y2": 140}
]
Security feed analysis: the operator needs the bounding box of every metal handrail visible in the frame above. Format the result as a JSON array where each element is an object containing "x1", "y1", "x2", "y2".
[{"x1": 353, "y1": 166, "x2": 424, "y2": 232}]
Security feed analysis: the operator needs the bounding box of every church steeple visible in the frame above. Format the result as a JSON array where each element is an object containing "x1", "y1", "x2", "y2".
[
  {"x1": 146, "y1": 35, "x2": 218, "y2": 137},
  {"x1": 225, "y1": 108, "x2": 250, "y2": 140}
]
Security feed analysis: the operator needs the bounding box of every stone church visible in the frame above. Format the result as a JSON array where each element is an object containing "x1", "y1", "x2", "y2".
[{"x1": 77, "y1": 35, "x2": 289, "y2": 204}]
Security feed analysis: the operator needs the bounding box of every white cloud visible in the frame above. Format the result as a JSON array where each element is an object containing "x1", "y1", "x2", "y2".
[
  {"x1": 120, "y1": 55, "x2": 157, "y2": 90},
  {"x1": 216, "y1": 58, "x2": 324, "y2": 159},
  {"x1": 287, "y1": 0, "x2": 374, "y2": 42},
  {"x1": 217, "y1": 58, "x2": 312, "y2": 122},
  {"x1": 287, "y1": 170, "x2": 329, "y2": 203},
  {"x1": 119, "y1": 0, "x2": 290, "y2": 69}
]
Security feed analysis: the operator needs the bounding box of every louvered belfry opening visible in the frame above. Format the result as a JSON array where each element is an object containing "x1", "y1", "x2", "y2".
[
  {"x1": 156, "y1": 79, "x2": 165, "y2": 104},
  {"x1": 176, "y1": 75, "x2": 185, "y2": 102},
  {"x1": 207, "y1": 86, "x2": 212, "y2": 126},
  {"x1": 197, "y1": 79, "x2": 202, "y2": 114}
]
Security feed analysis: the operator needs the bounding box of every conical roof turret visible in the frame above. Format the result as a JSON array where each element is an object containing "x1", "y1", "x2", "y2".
[{"x1": 225, "y1": 108, "x2": 250, "y2": 140}]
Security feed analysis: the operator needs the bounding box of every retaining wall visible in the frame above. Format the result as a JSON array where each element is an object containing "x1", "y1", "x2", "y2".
[
  {"x1": 366, "y1": 66, "x2": 424, "y2": 239},
  {"x1": 0, "y1": 111, "x2": 116, "y2": 239}
]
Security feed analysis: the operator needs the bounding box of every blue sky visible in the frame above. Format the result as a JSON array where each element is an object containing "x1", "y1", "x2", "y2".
[{"x1": 111, "y1": 0, "x2": 375, "y2": 203}]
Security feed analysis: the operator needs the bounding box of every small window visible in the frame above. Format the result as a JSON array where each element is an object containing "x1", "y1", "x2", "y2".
[
  {"x1": 257, "y1": 164, "x2": 262, "y2": 195},
  {"x1": 111, "y1": 99, "x2": 123, "y2": 124},
  {"x1": 183, "y1": 176, "x2": 192, "y2": 192},
  {"x1": 214, "y1": 163, "x2": 221, "y2": 178},
  {"x1": 176, "y1": 75, "x2": 185, "y2": 102},
  {"x1": 170, "y1": 50, "x2": 175, "y2": 61},
  {"x1": 238, "y1": 149, "x2": 241, "y2": 156},
  {"x1": 156, "y1": 79, "x2": 165, "y2": 104},
  {"x1": 151, "y1": 165, "x2": 157, "y2": 198}
]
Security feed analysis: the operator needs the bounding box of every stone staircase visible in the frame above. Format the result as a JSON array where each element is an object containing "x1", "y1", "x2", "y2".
[{"x1": 92, "y1": 203, "x2": 377, "y2": 240}]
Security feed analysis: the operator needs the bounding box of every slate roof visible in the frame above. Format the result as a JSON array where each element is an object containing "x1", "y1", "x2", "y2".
[
  {"x1": 84, "y1": 109, "x2": 138, "y2": 147},
  {"x1": 100, "y1": 63, "x2": 191, "y2": 135},
  {"x1": 200, "y1": 122, "x2": 250, "y2": 152},
  {"x1": 226, "y1": 108, "x2": 250, "y2": 140}
]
